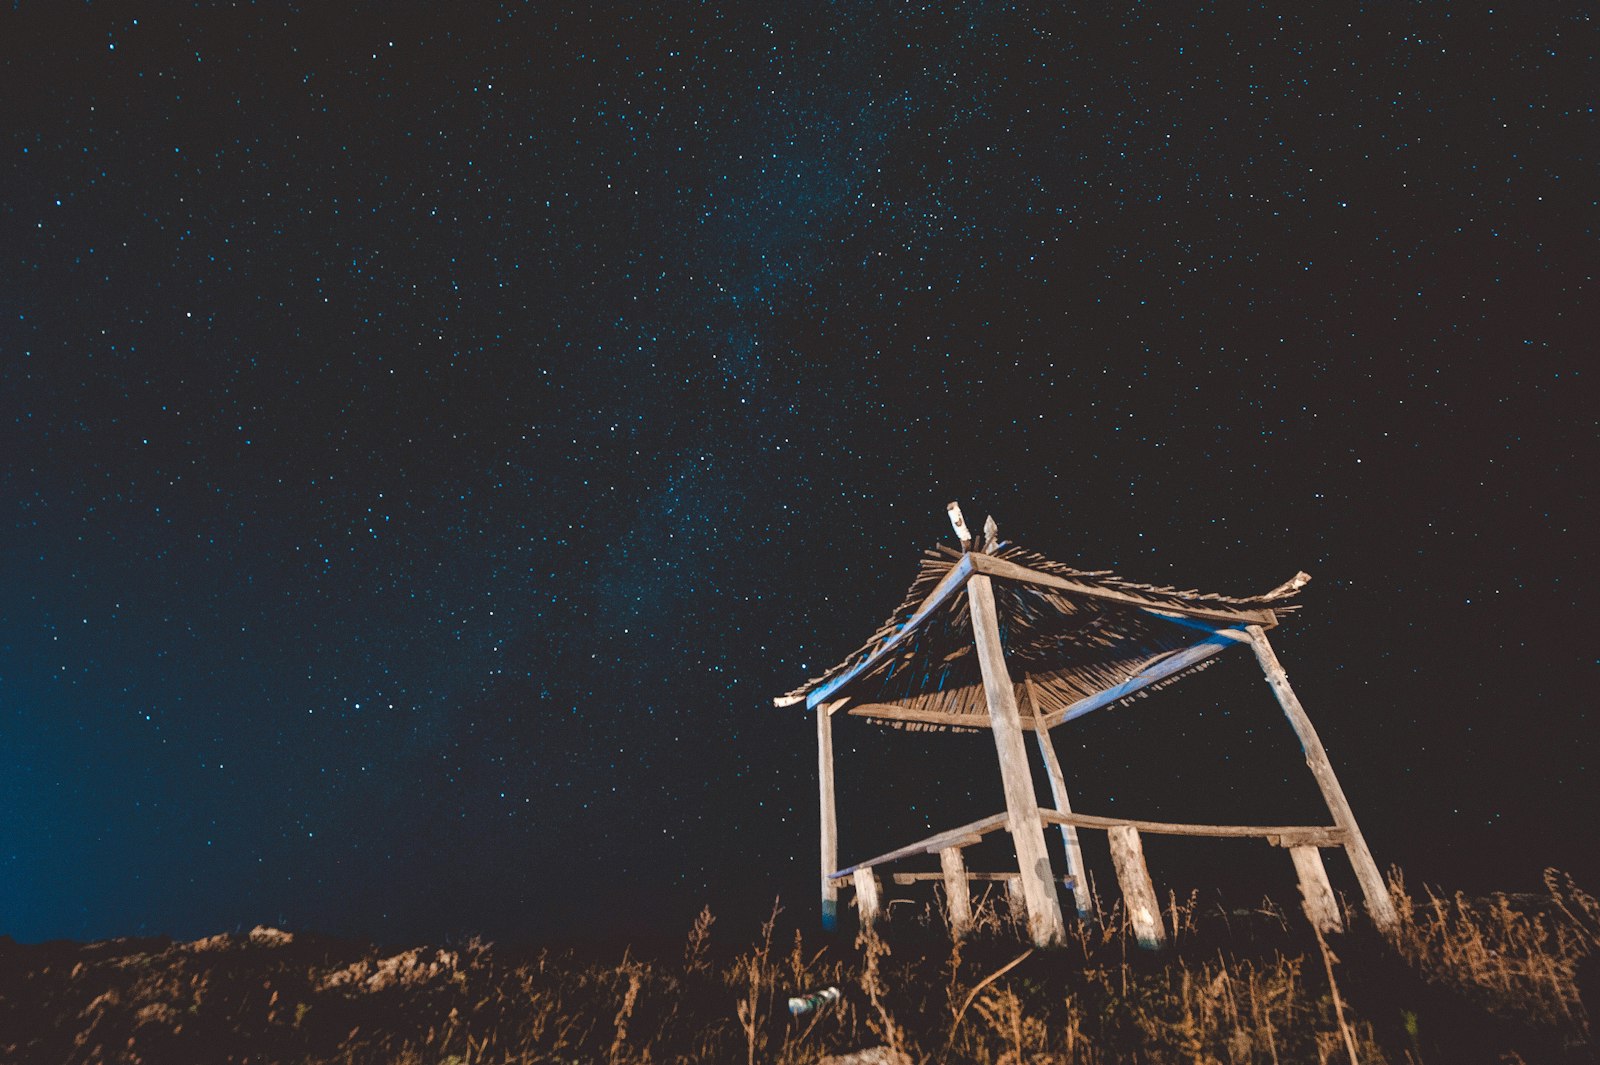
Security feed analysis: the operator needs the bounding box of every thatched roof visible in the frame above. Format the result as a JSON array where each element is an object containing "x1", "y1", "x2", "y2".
[{"x1": 775, "y1": 542, "x2": 1307, "y2": 731}]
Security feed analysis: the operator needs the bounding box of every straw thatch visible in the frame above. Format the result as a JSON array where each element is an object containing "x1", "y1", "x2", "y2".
[{"x1": 776, "y1": 543, "x2": 1306, "y2": 731}]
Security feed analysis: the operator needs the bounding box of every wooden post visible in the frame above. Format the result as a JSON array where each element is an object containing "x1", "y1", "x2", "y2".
[
  {"x1": 1006, "y1": 876, "x2": 1027, "y2": 922},
  {"x1": 1107, "y1": 825, "x2": 1165, "y2": 950},
  {"x1": 853, "y1": 868, "x2": 882, "y2": 929},
  {"x1": 940, "y1": 846, "x2": 972, "y2": 938},
  {"x1": 1029, "y1": 678, "x2": 1095, "y2": 919},
  {"x1": 1290, "y1": 845, "x2": 1344, "y2": 934},
  {"x1": 818, "y1": 701, "x2": 840, "y2": 931},
  {"x1": 1246, "y1": 626, "x2": 1398, "y2": 931},
  {"x1": 967, "y1": 573, "x2": 1068, "y2": 947}
]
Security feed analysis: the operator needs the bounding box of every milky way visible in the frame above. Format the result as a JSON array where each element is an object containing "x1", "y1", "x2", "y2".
[{"x1": 1, "y1": 5, "x2": 1593, "y2": 944}]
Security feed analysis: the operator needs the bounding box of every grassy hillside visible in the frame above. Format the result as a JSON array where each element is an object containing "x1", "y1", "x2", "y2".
[{"x1": 2, "y1": 871, "x2": 1594, "y2": 1064}]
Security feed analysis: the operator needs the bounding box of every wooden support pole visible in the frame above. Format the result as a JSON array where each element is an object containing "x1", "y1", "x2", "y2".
[
  {"x1": 1006, "y1": 876, "x2": 1026, "y2": 921},
  {"x1": 853, "y1": 868, "x2": 882, "y2": 929},
  {"x1": 1107, "y1": 825, "x2": 1165, "y2": 950},
  {"x1": 967, "y1": 573, "x2": 1068, "y2": 947},
  {"x1": 1029, "y1": 678, "x2": 1095, "y2": 919},
  {"x1": 1290, "y1": 845, "x2": 1344, "y2": 934},
  {"x1": 940, "y1": 846, "x2": 972, "y2": 938},
  {"x1": 1246, "y1": 625, "x2": 1398, "y2": 931},
  {"x1": 818, "y1": 700, "x2": 841, "y2": 931}
]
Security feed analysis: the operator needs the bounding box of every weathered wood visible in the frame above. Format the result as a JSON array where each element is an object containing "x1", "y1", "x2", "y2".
[
  {"x1": 930, "y1": 835, "x2": 985, "y2": 852},
  {"x1": 1264, "y1": 571, "x2": 1312, "y2": 600},
  {"x1": 968, "y1": 573, "x2": 1067, "y2": 947},
  {"x1": 1290, "y1": 845, "x2": 1344, "y2": 934},
  {"x1": 892, "y1": 870, "x2": 1075, "y2": 885},
  {"x1": 1006, "y1": 876, "x2": 1027, "y2": 920},
  {"x1": 1029, "y1": 677, "x2": 1095, "y2": 918},
  {"x1": 969, "y1": 551, "x2": 1279, "y2": 629},
  {"x1": 1246, "y1": 625, "x2": 1398, "y2": 931},
  {"x1": 853, "y1": 868, "x2": 882, "y2": 928},
  {"x1": 804, "y1": 553, "x2": 976, "y2": 709},
  {"x1": 830, "y1": 812, "x2": 1011, "y2": 879},
  {"x1": 939, "y1": 847, "x2": 972, "y2": 937},
  {"x1": 1038, "y1": 629, "x2": 1250, "y2": 729},
  {"x1": 1107, "y1": 825, "x2": 1165, "y2": 950},
  {"x1": 947, "y1": 501, "x2": 974, "y2": 549},
  {"x1": 1039, "y1": 809, "x2": 1344, "y2": 843},
  {"x1": 846, "y1": 702, "x2": 1037, "y2": 731},
  {"x1": 818, "y1": 700, "x2": 841, "y2": 931},
  {"x1": 1267, "y1": 831, "x2": 1346, "y2": 849}
]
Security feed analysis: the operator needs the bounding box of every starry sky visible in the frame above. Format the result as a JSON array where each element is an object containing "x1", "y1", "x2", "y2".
[{"x1": 2, "y1": 4, "x2": 1594, "y2": 946}]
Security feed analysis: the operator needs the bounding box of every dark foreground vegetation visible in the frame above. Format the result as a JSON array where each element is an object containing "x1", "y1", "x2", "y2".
[{"x1": 3, "y1": 872, "x2": 1597, "y2": 1064}]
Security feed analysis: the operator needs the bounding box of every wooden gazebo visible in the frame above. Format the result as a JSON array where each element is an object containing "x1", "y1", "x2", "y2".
[{"x1": 775, "y1": 504, "x2": 1397, "y2": 948}]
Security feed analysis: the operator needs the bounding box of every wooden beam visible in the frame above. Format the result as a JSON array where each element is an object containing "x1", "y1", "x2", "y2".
[
  {"x1": 892, "y1": 870, "x2": 1074, "y2": 885},
  {"x1": 805, "y1": 553, "x2": 976, "y2": 710},
  {"x1": 1290, "y1": 845, "x2": 1344, "y2": 934},
  {"x1": 969, "y1": 552, "x2": 1279, "y2": 629},
  {"x1": 853, "y1": 868, "x2": 882, "y2": 929},
  {"x1": 1038, "y1": 628, "x2": 1250, "y2": 729},
  {"x1": 968, "y1": 573, "x2": 1067, "y2": 947},
  {"x1": 1108, "y1": 825, "x2": 1165, "y2": 950},
  {"x1": 846, "y1": 702, "x2": 1037, "y2": 731},
  {"x1": 1039, "y1": 809, "x2": 1344, "y2": 844},
  {"x1": 1246, "y1": 625, "x2": 1398, "y2": 931},
  {"x1": 939, "y1": 846, "x2": 972, "y2": 938},
  {"x1": 818, "y1": 699, "x2": 842, "y2": 931},
  {"x1": 1029, "y1": 677, "x2": 1095, "y2": 918},
  {"x1": 829, "y1": 812, "x2": 1010, "y2": 879}
]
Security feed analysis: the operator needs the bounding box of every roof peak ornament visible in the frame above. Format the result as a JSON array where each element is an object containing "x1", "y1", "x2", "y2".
[{"x1": 946, "y1": 501, "x2": 972, "y2": 550}]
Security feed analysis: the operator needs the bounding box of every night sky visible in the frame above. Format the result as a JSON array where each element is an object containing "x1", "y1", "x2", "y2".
[{"x1": 2, "y1": 4, "x2": 1594, "y2": 947}]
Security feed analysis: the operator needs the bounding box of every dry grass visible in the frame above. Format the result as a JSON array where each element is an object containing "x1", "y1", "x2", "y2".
[{"x1": 0, "y1": 871, "x2": 1594, "y2": 1064}]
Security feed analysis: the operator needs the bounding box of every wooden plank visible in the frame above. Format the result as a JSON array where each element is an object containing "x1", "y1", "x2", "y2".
[
  {"x1": 1267, "y1": 831, "x2": 1346, "y2": 849},
  {"x1": 1038, "y1": 628, "x2": 1250, "y2": 729},
  {"x1": 969, "y1": 551, "x2": 1279, "y2": 628},
  {"x1": 818, "y1": 700, "x2": 841, "y2": 931},
  {"x1": 893, "y1": 870, "x2": 1074, "y2": 884},
  {"x1": 829, "y1": 812, "x2": 1010, "y2": 879},
  {"x1": 1108, "y1": 825, "x2": 1165, "y2": 950},
  {"x1": 968, "y1": 573, "x2": 1067, "y2": 947},
  {"x1": 846, "y1": 702, "x2": 1036, "y2": 731},
  {"x1": 805, "y1": 553, "x2": 976, "y2": 710},
  {"x1": 1039, "y1": 809, "x2": 1344, "y2": 843},
  {"x1": 1290, "y1": 845, "x2": 1344, "y2": 934},
  {"x1": 939, "y1": 847, "x2": 972, "y2": 937},
  {"x1": 1246, "y1": 625, "x2": 1398, "y2": 931},
  {"x1": 853, "y1": 868, "x2": 882, "y2": 929},
  {"x1": 1028, "y1": 676, "x2": 1095, "y2": 918}
]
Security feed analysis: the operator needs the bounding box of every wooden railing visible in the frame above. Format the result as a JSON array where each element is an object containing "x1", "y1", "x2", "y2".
[{"x1": 828, "y1": 808, "x2": 1348, "y2": 943}]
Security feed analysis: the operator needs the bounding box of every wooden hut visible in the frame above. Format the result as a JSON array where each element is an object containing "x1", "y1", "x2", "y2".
[{"x1": 775, "y1": 504, "x2": 1397, "y2": 948}]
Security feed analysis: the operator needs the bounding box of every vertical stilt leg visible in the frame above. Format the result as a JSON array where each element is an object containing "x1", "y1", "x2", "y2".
[
  {"x1": 940, "y1": 846, "x2": 972, "y2": 938},
  {"x1": 1247, "y1": 626, "x2": 1398, "y2": 931},
  {"x1": 1107, "y1": 825, "x2": 1165, "y2": 950},
  {"x1": 853, "y1": 868, "x2": 881, "y2": 930},
  {"x1": 968, "y1": 573, "x2": 1066, "y2": 947},
  {"x1": 818, "y1": 701, "x2": 840, "y2": 931},
  {"x1": 1006, "y1": 876, "x2": 1027, "y2": 924},
  {"x1": 1029, "y1": 681, "x2": 1095, "y2": 919},
  {"x1": 1290, "y1": 845, "x2": 1344, "y2": 934}
]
